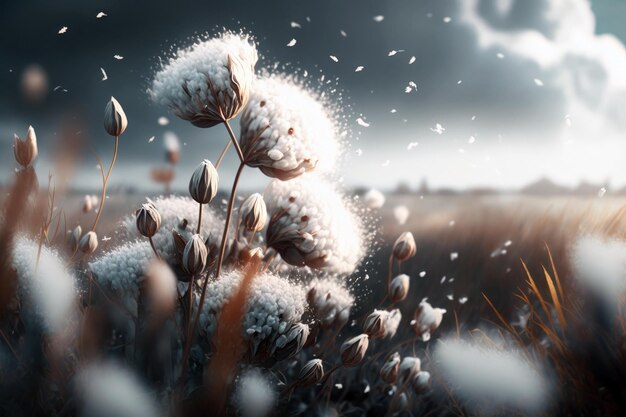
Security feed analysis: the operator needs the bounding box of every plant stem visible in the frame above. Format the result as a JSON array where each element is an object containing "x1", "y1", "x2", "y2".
[
  {"x1": 177, "y1": 161, "x2": 245, "y2": 386},
  {"x1": 223, "y1": 120, "x2": 244, "y2": 163},
  {"x1": 215, "y1": 139, "x2": 231, "y2": 170},
  {"x1": 148, "y1": 236, "x2": 161, "y2": 260},
  {"x1": 91, "y1": 135, "x2": 119, "y2": 232},
  {"x1": 197, "y1": 203, "x2": 203, "y2": 234}
]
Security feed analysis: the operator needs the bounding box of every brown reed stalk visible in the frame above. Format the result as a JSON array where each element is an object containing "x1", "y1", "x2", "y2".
[{"x1": 90, "y1": 135, "x2": 119, "y2": 232}]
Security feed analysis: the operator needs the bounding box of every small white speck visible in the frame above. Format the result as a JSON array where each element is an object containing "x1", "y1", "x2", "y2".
[
  {"x1": 329, "y1": 55, "x2": 339, "y2": 62},
  {"x1": 373, "y1": 15, "x2": 384, "y2": 22},
  {"x1": 286, "y1": 38, "x2": 297, "y2": 47}
]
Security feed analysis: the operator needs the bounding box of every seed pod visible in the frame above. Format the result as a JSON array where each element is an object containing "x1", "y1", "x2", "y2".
[
  {"x1": 239, "y1": 193, "x2": 267, "y2": 233},
  {"x1": 136, "y1": 202, "x2": 161, "y2": 238},
  {"x1": 413, "y1": 299, "x2": 446, "y2": 342},
  {"x1": 380, "y1": 352, "x2": 401, "y2": 384},
  {"x1": 13, "y1": 126, "x2": 38, "y2": 167},
  {"x1": 296, "y1": 359, "x2": 324, "y2": 387},
  {"x1": 172, "y1": 229, "x2": 187, "y2": 256},
  {"x1": 82, "y1": 195, "x2": 93, "y2": 213},
  {"x1": 189, "y1": 160, "x2": 218, "y2": 204},
  {"x1": 340, "y1": 334, "x2": 369, "y2": 367},
  {"x1": 70, "y1": 225, "x2": 82, "y2": 252},
  {"x1": 182, "y1": 234, "x2": 208, "y2": 276},
  {"x1": 273, "y1": 322, "x2": 309, "y2": 360},
  {"x1": 363, "y1": 310, "x2": 387, "y2": 339},
  {"x1": 397, "y1": 356, "x2": 421, "y2": 386},
  {"x1": 389, "y1": 274, "x2": 410, "y2": 302},
  {"x1": 104, "y1": 96, "x2": 128, "y2": 136},
  {"x1": 392, "y1": 231, "x2": 416, "y2": 261},
  {"x1": 79, "y1": 231, "x2": 98, "y2": 254},
  {"x1": 411, "y1": 370, "x2": 431, "y2": 395}
]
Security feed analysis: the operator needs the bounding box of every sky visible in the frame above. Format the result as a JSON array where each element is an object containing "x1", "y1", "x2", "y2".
[{"x1": 1, "y1": 0, "x2": 626, "y2": 192}]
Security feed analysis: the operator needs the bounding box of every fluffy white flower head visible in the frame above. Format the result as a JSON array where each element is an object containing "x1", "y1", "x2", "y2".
[
  {"x1": 11, "y1": 236, "x2": 75, "y2": 333},
  {"x1": 265, "y1": 175, "x2": 365, "y2": 275},
  {"x1": 150, "y1": 32, "x2": 257, "y2": 127},
  {"x1": 239, "y1": 73, "x2": 341, "y2": 180},
  {"x1": 434, "y1": 339, "x2": 551, "y2": 415},
  {"x1": 307, "y1": 278, "x2": 354, "y2": 328}
]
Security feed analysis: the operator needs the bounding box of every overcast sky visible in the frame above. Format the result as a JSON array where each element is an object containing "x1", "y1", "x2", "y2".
[{"x1": 1, "y1": 0, "x2": 626, "y2": 191}]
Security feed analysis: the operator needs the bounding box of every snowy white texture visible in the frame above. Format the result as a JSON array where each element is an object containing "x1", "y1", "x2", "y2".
[
  {"x1": 307, "y1": 278, "x2": 354, "y2": 328},
  {"x1": 384, "y1": 308, "x2": 402, "y2": 338},
  {"x1": 150, "y1": 32, "x2": 257, "y2": 127},
  {"x1": 76, "y1": 362, "x2": 159, "y2": 417},
  {"x1": 571, "y1": 235, "x2": 626, "y2": 308},
  {"x1": 199, "y1": 270, "x2": 306, "y2": 350},
  {"x1": 89, "y1": 240, "x2": 154, "y2": 311},
  {"x1": 265, "y1": 175, "x2": 365, "y2": 275},
  {"x1": 234, "y1": 369, "x2": 276, "y2": 417},
  {"x1": 434, "y1": 339, "x2": 551, "y2": 415},
  {"x1": 11, "y1": 236, "x2": 75, "y2": 333},
  {"x1": 239, "y1": 74, "x2": 340, "y2": 179},
  {"x1": 363, "y1": 188, "x2": 385, "y2": 209},
  {"x1": 121, "y1": 195, "x2": 225, "y2": 262},
  {"x1": 413, "y1": 299, "x2": 446, "y2": 342}
]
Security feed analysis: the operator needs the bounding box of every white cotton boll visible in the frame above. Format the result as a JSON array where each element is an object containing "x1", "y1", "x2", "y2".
[
  {"x1": 265, "y1": 175, "x2": 366, "y2": 275},
  {"x1": 234, "y1": 369, "x2": 276, "y2": 417},
  {"x1": 307, "y1": 278, "x2": 354, "y2": 328},
  {"x1": 413, "y1": 299, "x2": 446, "y2": 342},
  {"x1": 393, "y1": 205, "x2": 410, "y2": 225},
  {"x1": 11, "y1": 236, "x2": 76, "y2": 333},
  {"x1": 571, "y1": 235, "x2": 626, "y2": 309},
  {"x1": 239, "y1": 74, "x2": 341, "y2": 180},
  {"x1": 434, "y1": 339, "x2": 551, "y2": 415},
  {"x1": 150, "y1": 32, "x2": 257, "y2": 127},
  {"x1": 363, "y1": 188, "x2": 385, "y2": 209},
  {"x1": 199, "y1": 270, "x2": 306, "y2": 352},
  {"x1": 76, "y1": 362, "x2": 159, "y2": 417}
]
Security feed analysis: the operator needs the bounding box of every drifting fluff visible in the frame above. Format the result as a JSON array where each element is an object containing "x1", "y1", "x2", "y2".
[
  {"x1": 307, "y1": 278, "x2": 354, "y2": 328},
  {"x1": 265, "y1": 175, "x2": 365, "y2": 275},
  {"x1": 150, "y1": 32, "x2": 257, "y2": 127},
  {"x1": 239, "y1": 74, "x2": 340, "y2": 179},
  {"x1": 199, "y1": 270, "x2": 306, "y2": 353},
  {"x1": 11, "y1": 236, "x2": 75, "y2": 333},
  {"x1": 233, "y1": 369, "x2": 276, "y2": 417},
  {"x1": 434, "y1": 339, "x2": 551, "y2": 415}
]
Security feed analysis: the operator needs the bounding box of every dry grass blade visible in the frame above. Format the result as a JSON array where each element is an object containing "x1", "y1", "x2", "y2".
[
  {"x1": 542, "y1": 266, "x2": 566, "y2": 327},
  {"x1": 545, "y1": 243, "x2": 565, "y2": 303},
  {"x1": 521, "y1": 259, "x2": 555, "y2": 327},
  {"x1": 205, "y1": 257, "x2": 261, "y2": 416}
]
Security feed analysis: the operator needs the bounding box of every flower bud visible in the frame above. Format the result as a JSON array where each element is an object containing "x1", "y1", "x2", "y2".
[
  {"x1": 296, "y1": 359, "x2": 324, "y2": 387},
  {"x1": 412, "y1": 299, "x2": 446, "y2": 342},
  {"x1": 392, "y1": 231, "x2": 416, "y2": 261},
  {"x1": 182, "y1": 234, "x2": 208, "y2": 276},
  {"x1": 136, "y1": 202, "x2": 161, "y2": 238},
  {"x1": 273, "y1": 322, "x2": 309, "y2": 360},
  {"x1": 82, "y1": 195, "x2": 94, "y2": 213},
  {"x1": 104, "y1": 96, "x2": 128, "y2": 136},
  {"x1": 13, "y1": 126, "x2": 38, "y2": 167},
  {"x1": 363, "y1": 310, "x2": 386, "y2": 339},
  {"x1": 380, "y1": 352, "x2": 401, "y2": 384},
  {"x1": 397, "y1": 356, "x2": 421, "y2": 386},
  {"x1": 340, "y1": 334, "x2": 369, "y2": 367},
  {"x1": 69, "y1": 225, "x2": 82, "y2": 252},
  {"x1": 389, "y1": 274, "x2": 410, "y2": 302},
  {"x1": 238, "y1": 246, "x2": 264, "y2": 265},
  {"x1": 79, "y1": 231, "x2": 98, "y2": 254},
  {"x1": 240, "y1": 193, "x2": 267, "y2": 233},
  {"x1": 189, "y1": 160, "x2": 218, "y2": 204},
  {"x1": 411, "y1": 370, "x2": 431, "y2": 395}
]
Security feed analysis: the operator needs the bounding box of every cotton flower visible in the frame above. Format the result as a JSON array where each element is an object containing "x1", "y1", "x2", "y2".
[
  {"x1": 13, "y1": 125, "x2": 38, "y2": 167},
  {"x1": 199, "y1": 270, "x2": 306, "y2": 354},
  {"x1": 571, "y1": 235, "x2": 626, "y2": 309},
  {"x1": 75, "y1": 362, "x2": 159, "y2": 417},
  {"x1": 363, "y1": 188, "x2": 385, "y2": 209},
  {"x1": 239, "y1": 192, "x2": 267, "y2": 233},
  {"x1": 265, "y1": 175, "x2": 365, "y2": 275},
  {"x1": 11, "y1": 236, "x2": 75, "y2": 333},
  {"x1": 364, "y1": 308, "x2": 402, "y2": 339},
  {"x1": 239, "y1": 74, "x2": 340, "y2": 179},
  {"x1": 234, "y1": 369, "x2": 276, "y2": 417},
  {"x1": 150, "y1": 32, "x2": 257, "y2": 128},
  {"x1": 412, "y1": 299, "x2": 446, "y2": 342},
  {"x1": 389, "y1": 274, "x2": 410, "y2": 302},
  {"x1": 380, "y1": 352, "x2": 401, "y2": 383},
  {"x1": 340, "y1": 334, "x2": 369, "y2": 367},
  {"x1": 434, "y1": 339, "x2": 551, "y2": 415},
  {"x1": 307, "y1": 278, "x2": 354, "y2": 328}
]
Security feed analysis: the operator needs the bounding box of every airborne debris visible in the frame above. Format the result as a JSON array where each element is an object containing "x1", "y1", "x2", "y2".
[
  {"x1": 356, "y1": 117, "x2": 370, "y2": 127},
  {"x1": 96, "y1": 12, "x2": 107, "y2": 18},
  {"x1": 373, "y1": 15, "x2": 384, "y2": 22},
  {"x1": 409, "y1": 56, "x2": 416, "y2": 64},
  {"x1": 114, "y1": 55, "x2": 124, "y2": 60},
  {"x1": 355, "y1": 66, "x2": 364, "y2": 72},
  {"x1": 329, "y1": 55, "x2": 339, "y2": 62},
  {"x1": 100, "y1": 68, "x2": 108, "y2": 81},
  {"x1": 58, "y1": 26, "x2": 68, "y2": 34},
  {"x1": 430, "y1": 123, "x2": 445, "y2": 134},
  {"x1": 287, "y1": 39, "x2": 297, "y2": 47}
]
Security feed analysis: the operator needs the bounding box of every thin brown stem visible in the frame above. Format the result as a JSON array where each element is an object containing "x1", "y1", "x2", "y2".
[
  {"x1": 148, "y1": 237, "x2": 161, "y2": 260},
  {"x1": 91, "y1": 135, "x2": 119, "y2": 232},
  {"x1": 178, "y1": 161, "x2": 245, "y2": 386},
  {"x1": 223, "y1": 120, "x2": 244, "y2": 163},
  {"x1": 197, "y1": 203, "x2": 203, "y2": 234},
  {"x1": 215, "y1": 138, "x2": 231, "y2": 170}
]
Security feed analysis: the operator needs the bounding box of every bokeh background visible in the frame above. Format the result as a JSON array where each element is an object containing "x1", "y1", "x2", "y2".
[{"x1": 2, "y1": 0, "x2": 626, "y2": 193}]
